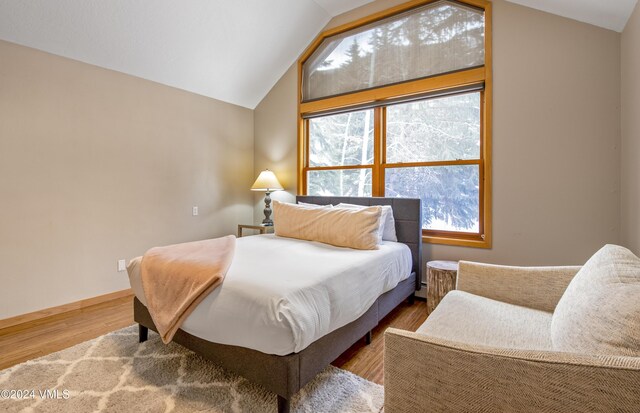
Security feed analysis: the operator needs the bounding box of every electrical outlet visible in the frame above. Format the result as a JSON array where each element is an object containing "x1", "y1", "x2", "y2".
[
  {"x1": 192, "y1": 206, "x2": 199, "y2": 216},
  {"x1": 117, "y1": 259, "x2": 126, "y2": 272}
]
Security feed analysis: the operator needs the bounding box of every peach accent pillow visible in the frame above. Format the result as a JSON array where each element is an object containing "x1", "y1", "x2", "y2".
[
  {"x1": 336, "y1": 203, "x2": 397, "y2": 242},
  {"x1": 273, "y1": 201, "x2": 382, "y2": 250}
]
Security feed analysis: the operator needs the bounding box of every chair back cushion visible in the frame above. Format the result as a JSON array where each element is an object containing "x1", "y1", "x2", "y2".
[{"x1": 551, "y1": 244, "x2": 640, "y2": 356}]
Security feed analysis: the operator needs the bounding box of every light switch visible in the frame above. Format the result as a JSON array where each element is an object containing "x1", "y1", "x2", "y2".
[{"x1": 192, "y1": 206, "x2": 199, "y2": 216}]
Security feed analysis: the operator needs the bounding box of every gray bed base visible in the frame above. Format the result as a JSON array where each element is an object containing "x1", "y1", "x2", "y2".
[{"x1": 135, "y1": 196, "x2": 422, "y2": 413}]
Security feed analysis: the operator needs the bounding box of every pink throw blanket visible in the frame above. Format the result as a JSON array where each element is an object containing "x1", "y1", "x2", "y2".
[{"x1": 140, "y1": 235, "x2": 236, "y2": 343}]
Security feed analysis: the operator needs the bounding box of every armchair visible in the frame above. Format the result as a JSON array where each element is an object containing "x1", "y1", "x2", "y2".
[{"x1": 385, "y1": 257, "x2": 640, "y2": 412}]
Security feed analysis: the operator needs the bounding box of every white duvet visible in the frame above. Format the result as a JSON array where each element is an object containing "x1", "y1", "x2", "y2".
[{"x1": 128, "y1": 234, "x2": 412, "y2": 355}]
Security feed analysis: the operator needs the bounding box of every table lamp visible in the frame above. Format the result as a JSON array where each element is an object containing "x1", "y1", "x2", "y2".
[{"x1": 251, "y1": 170, "x2": 283, "y2": 226}]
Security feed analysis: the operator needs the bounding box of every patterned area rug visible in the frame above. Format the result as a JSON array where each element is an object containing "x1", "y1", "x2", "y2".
[{"x1": 0, "y1": 326, "x2": 383, "y2": 413}]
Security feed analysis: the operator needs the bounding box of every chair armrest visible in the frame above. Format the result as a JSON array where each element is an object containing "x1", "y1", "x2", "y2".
[
  {"x1": 456, "y1": 261, "x2": 581, "y2": 312},
  {"x1": 384, "y1": 328, "x2": 640, "y2": 413}
]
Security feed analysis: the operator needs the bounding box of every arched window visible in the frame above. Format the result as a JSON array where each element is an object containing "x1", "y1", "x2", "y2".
[{"x1": 298, "y1": 0, "x2": 492, "y2": 248}]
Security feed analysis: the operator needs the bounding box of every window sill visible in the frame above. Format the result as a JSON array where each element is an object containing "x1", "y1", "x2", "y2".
[{"x1": 422, "y1": 234, "x2": 492, "y2": 249}]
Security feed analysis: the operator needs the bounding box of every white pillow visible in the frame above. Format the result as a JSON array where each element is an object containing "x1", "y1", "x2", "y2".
[
  {"x1": 297, "y1": 202, "x2": 332, "y2": 209},
  {"x1": 381, "y1": 207, "x2": 398, "y2": 242},
  {"x1": 335, "y1": 203, "x2": 397, "y2": 242}
]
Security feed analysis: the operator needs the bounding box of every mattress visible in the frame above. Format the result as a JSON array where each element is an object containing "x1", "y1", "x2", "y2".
[{"x1": 127, "y1": 234, "x2": 412, "y2": 355}]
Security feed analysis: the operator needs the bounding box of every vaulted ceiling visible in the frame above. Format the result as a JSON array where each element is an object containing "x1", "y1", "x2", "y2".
[
  {"x1": 0, "y1": 0, "x2": 636, "y2": 109},
  {"x1": 507, "y1": 0, "x2": 637, "y2": 32}
]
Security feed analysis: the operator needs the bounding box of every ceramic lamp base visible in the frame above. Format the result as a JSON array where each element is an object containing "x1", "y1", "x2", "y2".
[{"x1": 262, "y1": 191, "x2": 274, "y2": 226}]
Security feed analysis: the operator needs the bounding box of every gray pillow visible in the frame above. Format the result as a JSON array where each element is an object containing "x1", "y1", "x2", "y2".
[{"x1": 551, "y1": 244, "x2": 640, "y2": 356}]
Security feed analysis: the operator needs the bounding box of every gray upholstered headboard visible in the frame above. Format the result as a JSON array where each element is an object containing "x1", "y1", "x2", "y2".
[{"x1": 296, "y1": 196, "x2": 422, "y2": 291}]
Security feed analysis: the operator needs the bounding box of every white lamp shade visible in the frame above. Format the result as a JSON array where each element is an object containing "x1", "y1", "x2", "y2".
[{"x1": 251, "y1": 170, "x2": 283, "y2": 191}]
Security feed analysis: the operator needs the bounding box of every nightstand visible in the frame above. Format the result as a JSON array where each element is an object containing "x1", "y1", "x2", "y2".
[{"x1": 237, "y1": 224, "x2": 274, "y2": 238}]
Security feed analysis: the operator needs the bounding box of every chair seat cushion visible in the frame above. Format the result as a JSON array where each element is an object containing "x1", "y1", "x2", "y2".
[
  {"x1": 417, "y1": 290, "x2": 553, "y2": 351},
  {"x1": 551, "y1": 244, "x2": 640, "y2": 357}
]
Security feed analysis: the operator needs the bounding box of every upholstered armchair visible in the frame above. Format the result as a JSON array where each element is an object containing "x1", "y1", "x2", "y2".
[{"x1": 384, "y1": 245, "x2": 640, "y2": 412}]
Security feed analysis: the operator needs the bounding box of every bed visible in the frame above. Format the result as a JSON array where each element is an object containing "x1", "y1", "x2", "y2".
[{"x1": 131, "y1": 196, "x2": 422, "y2": 413}]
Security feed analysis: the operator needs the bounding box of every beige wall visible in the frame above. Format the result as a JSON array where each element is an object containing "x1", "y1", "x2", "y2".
[
  {"x1": 253, "y1": 0, "x2": 621, "y2": 267},
  {"x1": 429, "y1": 0, "x2": 621, "y2": 266},
  {"x1": 253, "y1": 66, "x2": 298, "y2": 221},
  {"x1": 621, "y1": 1, "x2": 640, "y2": 255},
  {"x1": 0, "y1": 40, "x2": 254, "y2": 319},
  {"x1": 2, "y1": 0, "x2": 629, "y2": 319}
]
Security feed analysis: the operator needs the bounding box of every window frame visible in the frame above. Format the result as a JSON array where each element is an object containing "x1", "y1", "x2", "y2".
[{"x1": 297, "y1": 0, "x2": 492, "y2": 248}]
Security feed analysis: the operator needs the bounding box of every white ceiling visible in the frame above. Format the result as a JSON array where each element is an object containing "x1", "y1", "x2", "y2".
[
  {"x1": 507, "y1": 0, "x2": 638, "y2": 32},
  {"x1": 0, "y1": 0, "x2": 637, "y2": 109},
  {"x1": 0, "y1": 0, "x2": 372, "y2": 109}
]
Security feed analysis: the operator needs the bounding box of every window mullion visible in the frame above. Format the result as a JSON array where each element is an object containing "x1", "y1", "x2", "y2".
[
  {"x1": 307, "y1": 165, "x2": 374, "y2": 171},
  {"x1": 380, "y1": 107, "x2": 387, "y2": 197},
  {"x1": 303, "y1": 119, "x2": 310, "y2": 195},
  {"x1": 384, "y1": 159, "x2": 481, "y2": 168},
  {"x1": 372, "y1": 107, "x2": 382, "y2": 197}
]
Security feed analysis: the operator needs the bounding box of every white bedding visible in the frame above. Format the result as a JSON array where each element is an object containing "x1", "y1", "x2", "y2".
[{"x1": 128, "y1": 234, "x2": 412, "y2": 355}]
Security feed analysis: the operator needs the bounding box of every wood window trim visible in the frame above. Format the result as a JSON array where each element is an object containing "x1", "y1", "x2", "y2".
[
  {"x1": 297, "y1": 0, "x2": 492, "y2": 249},
  {"x1": 300, "y1": 67, "x2": 485, "y2": 116}
]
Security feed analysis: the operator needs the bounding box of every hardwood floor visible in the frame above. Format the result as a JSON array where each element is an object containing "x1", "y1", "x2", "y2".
[
  {"x1": 0, "y1": 295, "x2": 427, "y2": 385},
  {"x1": 0, "y1": 295, "x2": 134, "y2": 371},
  {"x1": 333, "y1": 299, "x2": 427, "y2": 384}
]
